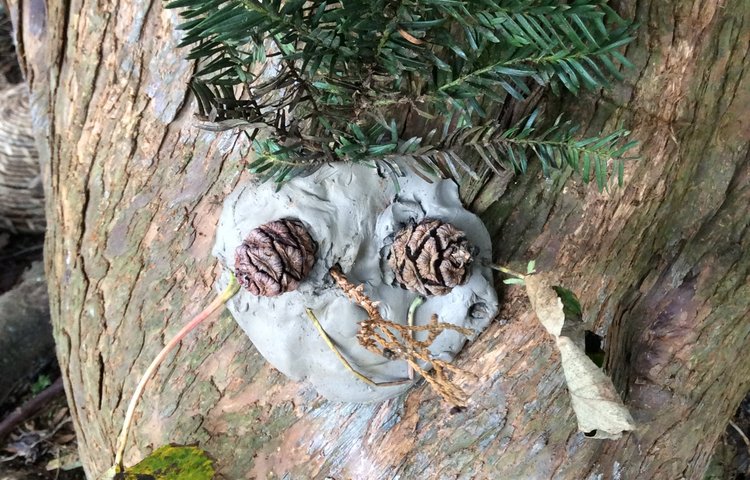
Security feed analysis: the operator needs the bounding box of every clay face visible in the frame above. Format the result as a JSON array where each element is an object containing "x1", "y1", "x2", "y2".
[{"x1": 213, "y1": 163, "x2": 498, "y2": 403}]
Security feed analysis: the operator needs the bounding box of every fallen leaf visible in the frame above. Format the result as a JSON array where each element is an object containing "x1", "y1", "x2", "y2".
[
  {"x1": 52, "y1": 407, "x2": 69, "y2": 425},
  {"x1": 46, "y1": 452, "x2": 82, "y2": 471},
  {"x1": 114, "y1": 445, "x2": 214, "y2": 480},
  {"x1": 524, "y1": 273, "x2": 635, "y2": 439},
  {"x1": 53, "y1": 432, "x2": 77, "y2": 444},
  {"x1": 524, "y1": 274, "x2": 564, "y2": 337},
  {"x1": 556, "y1": 336, "x2": 635, "y2": 439},
  {"x1": 398, "y1": 29, "x2": 424, "y2": 45}
]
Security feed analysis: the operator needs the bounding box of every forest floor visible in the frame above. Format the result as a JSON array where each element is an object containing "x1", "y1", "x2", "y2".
[
  {"x1": 0, "y1": 391, "x2": 84, "y2": 480},
  {"x1": 0, "y1": 233, "x2": 85, "y2": 480},
  {"x1": 705, "y1": 396, "x2": 750, "y2": 479}
]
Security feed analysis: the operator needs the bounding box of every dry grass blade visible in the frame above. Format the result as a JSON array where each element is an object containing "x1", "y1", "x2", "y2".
[
  {"x1": 305, "y1": 308, "x2": 411, "y2": 388},
  {"x1": 329, "y1": 265, "x2": 475, "y2": 407}
]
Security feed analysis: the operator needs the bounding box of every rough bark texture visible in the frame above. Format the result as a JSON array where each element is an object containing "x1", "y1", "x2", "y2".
[{"x1": 8, "y1": 0, "x2": 749, "y2": 478}]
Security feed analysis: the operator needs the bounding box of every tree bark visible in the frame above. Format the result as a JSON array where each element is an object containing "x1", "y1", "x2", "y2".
[{"x1": 8, "y1": 0, "x2": 749, "y2": 478}]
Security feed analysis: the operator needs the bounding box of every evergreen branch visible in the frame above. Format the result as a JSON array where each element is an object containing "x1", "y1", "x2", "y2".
[
  {"x1": 248, "y1": 111, "x2": 637, "y2": 190},
  {"x1": 167, "y1": 0, "x2": 639, "y2": 189},
  {"x1": 400, "y1": 112, "x2": 637, "y2": 189}
]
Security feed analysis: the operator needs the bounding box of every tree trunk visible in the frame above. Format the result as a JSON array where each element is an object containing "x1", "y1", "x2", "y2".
[{"x1": 8, "y1": 0, "x2": 749, "y2": 478}]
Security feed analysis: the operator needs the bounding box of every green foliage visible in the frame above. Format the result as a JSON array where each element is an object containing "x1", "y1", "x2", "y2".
[
  {"x1": 552, "y1": 285, "x2": 582, "y2": 318},
  {"x1": 526, "y1": 260, "x2": 536, "y2": 275},
  {"x1": 550, "y1": 285, "x2": 607, "y2": 367},
  {"x1": 30, "y1": 374, "x2": 52, "y2": 395},
  {"x1": 115, "y1": 445, "x2": 214, "y2": 480},
  {"x1": 167, "y1": 0, "x2": 637, "y2": 187}
]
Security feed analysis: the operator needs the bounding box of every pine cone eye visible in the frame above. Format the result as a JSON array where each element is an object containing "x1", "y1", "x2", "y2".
[
  {"x1": 234, "y1": 219, "x2": 317, "y2": 297},
  {"x1": 388, "y1": 219, "x2": 473, "y2": 296}
]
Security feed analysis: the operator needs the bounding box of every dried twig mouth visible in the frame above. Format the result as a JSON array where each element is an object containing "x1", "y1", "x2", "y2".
[{"x1": 329, "y1": 265, "x2": 475, "y2": 407}]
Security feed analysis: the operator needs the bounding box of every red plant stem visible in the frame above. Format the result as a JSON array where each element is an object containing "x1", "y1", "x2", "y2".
[{"x1": 112, "y1": 277, "x2": 239, "y2": 471}]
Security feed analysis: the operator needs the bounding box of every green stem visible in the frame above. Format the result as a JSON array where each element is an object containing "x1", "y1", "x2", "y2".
[
  {"x1": 492, "y1": 137, "x2": 619, "y2": 158},
  {"x1": 376, "y1": 132, "x2": 625, "y2": 168},
  {"x1": 437, "y1": 49, "x2": 603, "y2": 95},
  {"x1": 490, "y1": 264, "x2": 526, "y2": 279},
  {"x1": 406, "y1": 296, "x2": 425, "y2": 380},
  {"x1": 407, "y1": 296, "x2": 425, "y2": 327},
  {"x1": 112, "y1": 276, "x2": 240, "y2": 472}
]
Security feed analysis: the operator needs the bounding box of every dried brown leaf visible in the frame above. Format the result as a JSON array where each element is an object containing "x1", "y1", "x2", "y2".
[
  {"x1": 52, "y1": 408, "x2": 68, "y2": 425},
  {"x1": 557, "y1": 336, "x2": 636, "y2": 438},
  {"x1": 53, "y1": 433, "x2": 76, "y2": 444},
  {"x1": 524, "y1": 274, "x2": 564, "y2": 337},
  {"x1": 524, "y1": 273, "x2": 634, "y2": 439},
  {"x1": 398, "y1": 29, "x2": 424, "y2": 45},
  {"x1": 46, "y1": 452, "x2": 82, "y2": 471}
]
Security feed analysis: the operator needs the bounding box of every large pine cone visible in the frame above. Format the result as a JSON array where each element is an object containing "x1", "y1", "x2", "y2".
[
  {"x1": 234, "y1": 219, "x2": 316, "y2": 297},
  {"x1": 388, "y1": 219, "x2": 473, "y2": 296}
]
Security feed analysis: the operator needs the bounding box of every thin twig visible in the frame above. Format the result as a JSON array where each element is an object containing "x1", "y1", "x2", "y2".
[
  {"x1": 329, "y1": 265, "x2": 474, "y2": 406},
  {"x1": 305, "y1": 308, "x2": 410, "y2": 388},
  {"x1": 0, "y1": 244, "x2": 44, "y2": 261},
  {"x1": 0, "y1": 378, "x2": 65, "y2": 442},
  {"x1": 112, "y1": 276, "x2": 240, "y2": 472},
  {"x1": 729, "y1": 420, "x2": 750, "y2": 456}
]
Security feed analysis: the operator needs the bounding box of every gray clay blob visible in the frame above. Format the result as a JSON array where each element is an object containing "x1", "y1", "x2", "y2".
[{"x1": 213, "y1": 163, "x2": 498, "y2": 403}]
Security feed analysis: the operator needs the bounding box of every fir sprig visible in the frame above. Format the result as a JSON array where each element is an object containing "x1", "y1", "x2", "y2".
[
  {"x1": 167, "y1": 0, "x2": 638, "y2": 188},
  {"x1": 249, "y1": 110, "x2": 635, "y2": 189}
]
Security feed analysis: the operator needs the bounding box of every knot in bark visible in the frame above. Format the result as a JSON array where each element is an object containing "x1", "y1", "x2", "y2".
[
  {"x1": 234, "y1": 219, "x2": 316, "y2": 297},
  {"x1": 389, "y1": 219, "x2": 473, "y2": 296}
]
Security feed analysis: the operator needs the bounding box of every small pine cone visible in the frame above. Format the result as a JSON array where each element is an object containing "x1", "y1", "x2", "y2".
[
  {"x1": 389, "y1": 219, "x2": 473, "y2": 296},
  {"x1": 235, "y1": 219, "x2": 316, "y2": 297}
]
